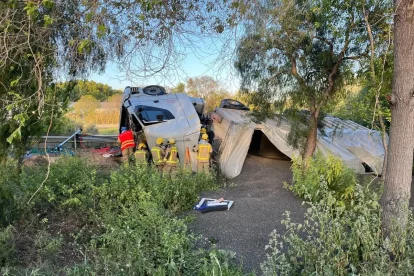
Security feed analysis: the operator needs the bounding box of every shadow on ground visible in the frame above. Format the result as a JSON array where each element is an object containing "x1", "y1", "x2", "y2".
[{"x1": 190, "y1": 155, "x2": 306, "y2": 274}]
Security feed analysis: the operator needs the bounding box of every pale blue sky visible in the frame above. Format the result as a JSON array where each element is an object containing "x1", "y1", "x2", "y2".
[{"x1": 89, "y1": 34, "x2": 241, "y2": 93}]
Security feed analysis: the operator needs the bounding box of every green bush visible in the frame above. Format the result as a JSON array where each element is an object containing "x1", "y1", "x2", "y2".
[
  {"x1": 93, "y1": 199, "x2": 194, "y2": 274},
  {"x1": 20, "y1": 157, "x2": 101, "y2": 213},
  {"x1": 100, "y1": 165, "x2": 218, "y2": 213},
  {"x1": 34, "y1": 229, "x2": 63, "y2": 264},
  {"x1": 1, "y1": 158, "x2": 246, "y2": 275},
  {"x1": 0, "y1": 162, "x2": 20, "y2": 227},
  {"x1": 262, "y1": 183, "x2": 414, "y2": 275},
  {"x1": 0, "y1": 226, "x2": 17, "y2": 267},
  {"x1": 288, "y1": 153, "x2": 356, "y2": 205},
  {"x1": 82, "y1": 165, "x2": 234, "y2": 275}
]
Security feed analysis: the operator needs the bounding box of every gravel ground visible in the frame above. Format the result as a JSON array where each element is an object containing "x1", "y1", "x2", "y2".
[{"x1": 190, "y1": 155, "x2": 306, "y2": 274}]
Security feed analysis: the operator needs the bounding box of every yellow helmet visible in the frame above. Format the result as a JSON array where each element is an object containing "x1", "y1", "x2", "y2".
[
  {"x1": 201, "y1": 134, "x2": 208, "y2": 140},
  {"x1": 200, "y1": 128, "x2": 207, "y2": 134},
  {"x1": 138, "y1": 143, "x2": 146, "y2": 150},
  {"x1": 168, "y1": 138, "x2": 176, "y2": 144},
  {"x1": 156, "y1": 137, "x2": 164, "y2": 145}
]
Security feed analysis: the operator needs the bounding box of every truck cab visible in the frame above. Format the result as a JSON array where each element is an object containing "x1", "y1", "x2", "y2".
[{"x1": 119, "y1": 85, "x2": 205, "y2": 169}]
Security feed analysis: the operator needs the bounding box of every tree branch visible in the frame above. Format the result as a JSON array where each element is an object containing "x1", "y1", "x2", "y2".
[
  {"x1": 312, "y1": 35, "x2": 334, "y2": 53},
  {"x1": 343, "y1": 53, "x2": 368, "y2": 60},
  {"x1": 323, "y1": 15, "x2": 355, "y2": 100},
  {"x1": 290, "y1": 55, "x2": 306, "y2": 86}
]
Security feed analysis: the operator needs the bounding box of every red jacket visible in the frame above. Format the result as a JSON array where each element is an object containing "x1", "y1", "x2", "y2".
[{"x1": 118, "y1": 130, "x2": 135, "y2": 151}]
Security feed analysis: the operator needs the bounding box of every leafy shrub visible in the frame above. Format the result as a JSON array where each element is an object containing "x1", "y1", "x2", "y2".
[
  {"x1": 93, "y1": 199, "x2": 194, "y2": 274},
  {"x1": 0, "y1": 161, "x2": 20, "y2": 227},
  {"x1": 34, "y1": 229, "x2": 63, "y2": 264},
  {"x1": 99, "y1": 165, "x2": 218, "y2": 214},
  {"x1": 83, "y1": 165, "x2": 231, "y2": 275},
  {"x1": 196, "y1": 250, "x2": 248, "y2": 276},
  {"x1": 1, "y1": 158, "x2": 245, "y2": 275},
  {"x1": 0, "y1": 226, "x2": 17, "y2": 266},
  {"x1": 288, "y1": 153, "x2": 356, "y2": 204},
  {"x1": 20, "y1": 157, "x2": 101, "y2": 213},
  {"x1": 262, "y1": 183, "x2": 414, "y2": 275}
]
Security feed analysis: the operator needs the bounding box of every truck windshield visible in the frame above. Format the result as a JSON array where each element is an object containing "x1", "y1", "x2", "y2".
[{"x1": 135, "y1": 105, "x2": 175, "y2": 125}]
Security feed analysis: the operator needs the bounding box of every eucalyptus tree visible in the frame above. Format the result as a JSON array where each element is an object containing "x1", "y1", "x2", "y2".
[
  {"x1": 235, "y1": 0, "x2": 390, "y2": 160},
  {"x1": 381, "y1": 0, "x2": 414, "y2": 235}
]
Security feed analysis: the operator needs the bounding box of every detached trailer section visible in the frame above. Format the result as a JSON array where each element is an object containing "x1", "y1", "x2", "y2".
[
  {"x1": 119, "y1": 85, "x2": 205, "y2": 170},
  {"x1": 211, "y1": 107, "x2": 387, "y2": 179}
]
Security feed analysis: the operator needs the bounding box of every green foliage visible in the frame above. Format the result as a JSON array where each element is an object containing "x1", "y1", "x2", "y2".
[
  {"x1": 261, "y1": 183, "x2": 414, "y2": 275},
  {"x1": 0, "y1": 162, "x2": 20, "y2": 227},
  {"x1": 93, "y1": 196, "x2": 193, "y2": 274},
  {"x1": 101, "y1": 165, "x2": 218, "y2": 214},
  {"x1": 288, "y1": 153, "x2": 357, "y2": 205},
  {"x1": 0, "y1": 226, "x2": 17, "y2": 267},
  {"x1": 34, "y1": 229, "x2": 63, "y2": 264},
  {"x1": 235, "y1": 0, "x2": 392, "y2": 158},
  {"x1": 61, "y1": 80, "x2": 122, "y2": 102},
  {"x1": 333, "y1": 90, "x2": 391, "y2": 131},
  {"x1": 0, "y1": 82, "x2": 74, "y2": 159},
  {"x1": 0, "y1": 158, "x2": 246, "y2": 275},
  {"x1": 20, "y1": 157, "x2": 100, "y2": 213},
  {"x1": 87, "y1": 165, "x2": 243, "y2": 275}
]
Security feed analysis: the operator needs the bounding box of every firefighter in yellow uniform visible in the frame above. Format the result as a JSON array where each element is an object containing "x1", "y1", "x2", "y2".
[
  {"x1": 163, "y1": 138, "x2": 179, "y2": 175},
  {"x1": 193, "y1": 133, "x2": 213, "y2": 173},
  {"x1": 199, "y1": 127, "x2": 207, "y2": 141},
  {"x1": 151, "y1": 137, "x2": 165, "y2": 172},
  {"x1": 135, "y1": 143, "x2": 149, "y2": 165}
]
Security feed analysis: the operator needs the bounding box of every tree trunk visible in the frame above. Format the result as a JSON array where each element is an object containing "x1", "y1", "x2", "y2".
[
  {"x1": 378, "y1": 114, "x2": 388, "y2": 178},
  {"x1": 302, "y1": 109, "x2": 319, "y2": 161},
  {"x1": 381, "y1": 0, "x2": 414, "y2": 235}
]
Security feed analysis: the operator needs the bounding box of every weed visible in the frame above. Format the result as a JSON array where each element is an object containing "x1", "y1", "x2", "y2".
[
  {"x1": 34, "y1": 230, "x2": 63, "y2": 264},
  {"x1": 0, "y1": 226, "x2": 17, "y2": 266},
  {"x1": 263, "y1": 176, "x2": 414, "y2": 275},
  {"x1": 0, "y1": 157, "x2": 246, "y2": 275},
  {"x1": 287, "y1": 153, "x2": 357, "y2": 205}
]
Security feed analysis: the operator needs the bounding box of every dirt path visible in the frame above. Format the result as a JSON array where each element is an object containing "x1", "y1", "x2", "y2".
[{"x1": 190, "y1": 155, "x2": 306, "y2": 274}]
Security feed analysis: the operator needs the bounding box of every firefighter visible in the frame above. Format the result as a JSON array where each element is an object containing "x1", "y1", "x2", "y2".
[
  {"x1": 163, "y1": 138, "x2": 179, "y2": 175},
  {"x1": 151, "y1": 137, "x2": 165, "y2": 172},
  {"x1": 193, "y1": 133, "x2": 213, "y2": 173},
  {"x1": 199, "y1": 127, "x2": 207, "y2": 141},
  {"x1": 118, "y1": 127, "x2": 136, "y2": 164},
  {"x1": 135, "y1": 143, "x2": 149, "y2": 165}
]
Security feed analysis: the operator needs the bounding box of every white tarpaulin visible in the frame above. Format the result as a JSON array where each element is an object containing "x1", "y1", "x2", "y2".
[{"x1": 211, "y1": 108, "x2": 386, "y2": 179}]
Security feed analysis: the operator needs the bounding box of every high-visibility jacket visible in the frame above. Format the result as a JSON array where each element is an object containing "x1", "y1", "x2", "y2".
[
  {"x1": 165, "y1": 145, "x2": 179, "y2": 165},
  {"x1": 151, "y1": 145, "x2": 165, "y2": 165},
  {"x1": 195, "y1": 141, "x2": 212, "y2": 163},
  {"x1": 118, "y1": 130, "x2": 135, "y2": 151},
  {"x1": 135, "y1": 149, "x2": 147, "y2": 163}
]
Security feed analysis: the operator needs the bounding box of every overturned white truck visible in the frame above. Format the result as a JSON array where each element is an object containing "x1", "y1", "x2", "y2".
[
  {"x1": 119, "y1": 86, "x2": 387, "y2": 178},
  {"x1": 119, "y1": 85, "x2": 205, "y2": 170},
  {"x1": 210, "y1": 100, "x2": 387, "y2": 179}
]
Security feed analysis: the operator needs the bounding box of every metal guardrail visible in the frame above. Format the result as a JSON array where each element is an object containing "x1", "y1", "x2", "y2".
[
  {"x1": 33, "y1": 135, "x2": 117, "y2": 141},
  {"x1": 30, "y1": 134, "x2": 119, "y2": 149}
]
